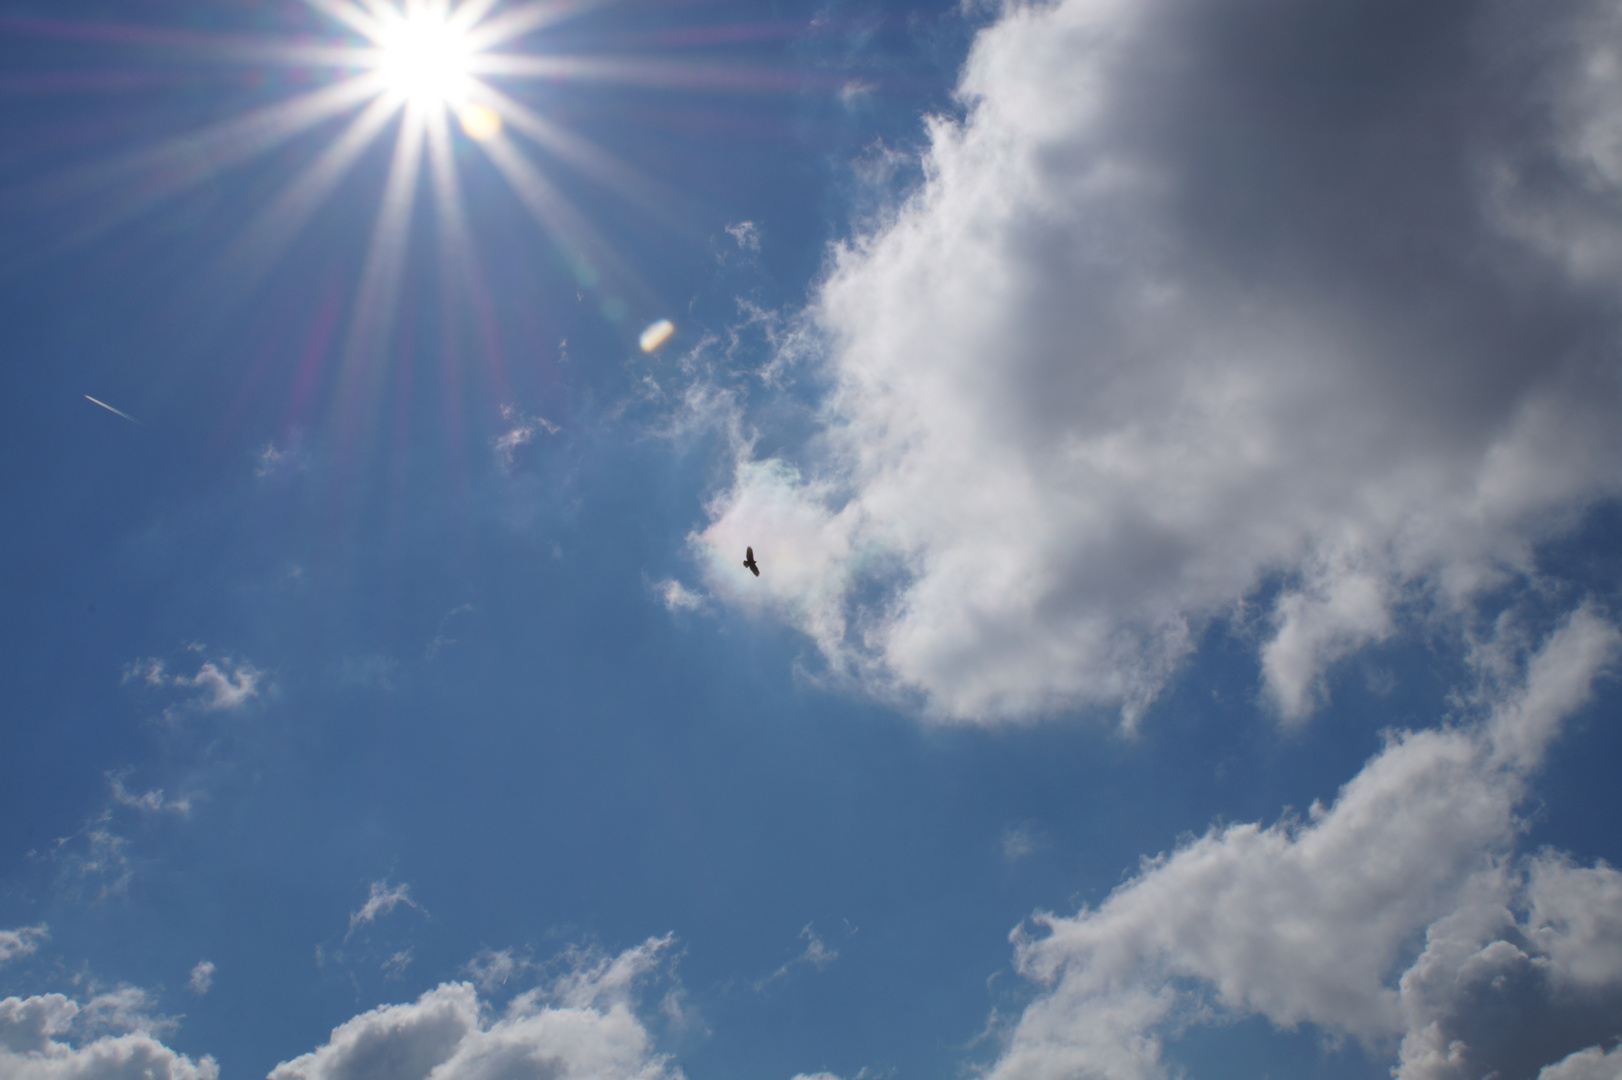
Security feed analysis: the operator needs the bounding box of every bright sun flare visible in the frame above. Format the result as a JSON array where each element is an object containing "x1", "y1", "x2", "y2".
[{"x1": 375, "y1": 9, "x2": 476, "y2": 107}]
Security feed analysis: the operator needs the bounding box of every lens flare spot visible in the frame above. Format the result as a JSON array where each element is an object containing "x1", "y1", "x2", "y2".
[
  {"x1": 458, "y1": 102, "x2": 502, "y2": 141},
  {"x1": 640, "y1": 319, "x2": 676, "y2": 352}
]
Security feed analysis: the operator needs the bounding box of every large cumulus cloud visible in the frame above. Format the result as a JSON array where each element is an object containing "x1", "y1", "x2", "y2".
[
  {"x1": 981, "y1": 606, "x2": 1622, "y2": 1080},
  {"x1": 0, "y1": 938, "x2": 680, "y2": 1080},
  {"x1": 694, "y1": 0, "x2": 1622, "y2": 724},
  {"x1": 0, "y1": 989, "x2": 216, "y2": 1080},
  {"x1": 270, "y1": 935, "x2": 681, "y2": 1080}
]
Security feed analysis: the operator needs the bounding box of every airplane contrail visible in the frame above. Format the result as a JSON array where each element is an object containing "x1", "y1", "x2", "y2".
[{"x1": 85, "y1": 395, "x2": 140, "y2": 425}]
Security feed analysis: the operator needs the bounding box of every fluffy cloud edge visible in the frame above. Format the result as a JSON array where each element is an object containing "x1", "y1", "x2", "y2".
[
  {"x1": 983, "y1": 606, "x2": 1622, "y2": 1080},
  {"x1": 690, "y1": 0, "x2": 1622, "y2": 728},
  {"x1": 0, "y1": 989, "x2": 215, "y2": 1080},
  {"x1": 0, "y1": 925, "x2": 48, "y2": 967},
  {"x1": 269, "y1": 935, "x2": 683, "y2": 1080}
]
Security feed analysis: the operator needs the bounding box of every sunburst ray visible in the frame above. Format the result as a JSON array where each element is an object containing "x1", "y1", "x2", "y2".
[
  {"x1": 29, "y1": 76, "x2": 382, "y2": 247},
  {"x1": 476, "y1": 130, "x2": 655, "y2": 316},
  {"x1": 342, "y1": 106, "x2": 427, "y2": 387},
  {"x1": 445, "y1": 0, "x2": 507, "y2": 36},
  {"x1": 300, "y1": 0, "x2": 388, "y2": 42},
  {"x1": 424, "y1": 104, "x2": 484, "y2": 445},
  {"x1": 463, "y1": 0, "x2": 605, "y2": 52},
  {"x1": 218, "y1": 94, "x2": 405, "y2": 294},
  {"x1": 476, "y1": 83, "x2": 696, "y2": 237},
  {"x1": 472, "y1": 52, "x2": 829, "y2": 93},
  {"x1": 4, "y1": 0, "x2": 850, "y2": 461}
]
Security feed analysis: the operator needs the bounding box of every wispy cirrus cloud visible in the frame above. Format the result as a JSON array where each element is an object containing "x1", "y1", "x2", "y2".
[
  {"x1": 51, "y1": 655, "x2": 250, "y2": 900},
  {"x1": 45, "y1": 816, "x2": 134, "y2": 902},
  {"x1": 725, "y1": 220, "x2": 761, "y2": 253},
  {"x1": 1000, "y1": 824, "x2": 1040, "y2": 864},
  {"x1": 462, "y1": 947, "x2": 532, "y2": 993},
  {"x1": 381, "y1": 949, "x2": 413, "y2": 981},
  {"x1": 493, "y1": 403, "x2": 559, "y2": 473},
  {"x1": 44, "y1": 771, "x2": 204, "y2": 900},
  {"x1": 108, "y1": 772, "x2": 193, "y2": 818},
  {"x1": 424, "y1": 603, "x2": 475, "y2": 661},
  {"x1": 347, "y1": 878, "x2": 422, "y2": 938},
  {"x1": 756, "y1": 923, "x2": 843, "y2": 991},
  {"x1": 255, "y1": 431, "x2": 307, "y2": 481}
]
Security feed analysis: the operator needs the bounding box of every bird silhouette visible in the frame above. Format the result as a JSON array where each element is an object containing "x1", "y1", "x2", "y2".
[{"x1": 743, "y1": 546, "x2": 759, "y2": 577}]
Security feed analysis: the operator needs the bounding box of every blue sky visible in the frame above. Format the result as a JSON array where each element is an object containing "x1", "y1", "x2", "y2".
[{"x1": 3, "y1": 2, "x2": 1622, "y2": 1079}]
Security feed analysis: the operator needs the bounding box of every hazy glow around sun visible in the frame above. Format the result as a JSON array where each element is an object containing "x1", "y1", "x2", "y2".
[{"x1": 374, "y1": 7, "x2": 476, "y2": 106}]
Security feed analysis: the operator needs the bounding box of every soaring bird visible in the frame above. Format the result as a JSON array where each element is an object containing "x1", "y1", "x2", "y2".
[{"x1": 743, "y1": 547, "x2": 760, "y2": 577}]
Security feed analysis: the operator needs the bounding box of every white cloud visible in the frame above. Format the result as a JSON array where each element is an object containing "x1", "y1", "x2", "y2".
[
  {"x1": 1261, "y1": 568, "x2": 1393, "y2": 724},
  {"x1": 347, "y1": 879, "x2": 421, "y2": 937},
  {"x1": 982, "y1": 607, "x2": 1621, "y2": 1080},
  {"x1": 76, "y1": 987, "x2": 176, "y2": 1039},
  {"x1": 124, "y1": 660, "x2": 166, "y2": 687},
  {"x1": 1480, "y1": 0, "x2": 1622, "y2": 286},
  {"x1": 267, "y1": 984, "x2": 473, "y2": 1080},
  {"x1": 493, "y1": 404, "x2": 558, "y2": 473},
  {"x1": 655, "y1": 579, "x2": 705, "y2": 613},
  {"x1": 1538, "y1": 1043, "x2": 1622, "y2": 1080},
  {"x1": 838, "y1": 81, "x2": 876, "y2": 109},
  {"x1": 425, "y1": 603, "x2": 476, "y2": 661},
  {"x1": 383, "y1": 950, "x2": 414, "y2": 980},
  {"x1": 269, "y1": 936, "x2": 682, "y2": 1080},
  {"x1": 694, "y1": 0, "x2": 1622, "y2": 726},
  {"x1": 0, "y1": 991, "x2": 214, "y2": 1080},
  {"x1": 494, "y1": 423, "x2": 537, "y2": 472},
  {"x1": 725, "y1": 221, "x2": 761, "y2": 252},
  {"x1": 109, "y1": 774, "x2": 192, "y2": 818},
  {"x1": 188, "y1": 962, "x2": 214, "y2": 996},
  {"x1": 48, "y1": 819, "x2": 133, "y2": 901},
  {"x1": 178, "y1": 661, "x2": 259, "y2": 711},
  {"x1": 463, "y1": 948, "x2": 530, "y2": 993},
  {"x1": 757, "y1": 924, "x2": 841, "y2": 991},
  {"x1": 798, "y1": 929, "x2": 837, "y2": 970},
  {"x1": 124, "y1": 654, "x2": 263, "y2": 720},
  {"x1": 0, "y1": 926, "x2": 47, "y2": 967},
  {"x1": 1001, "y1": 825, "x2": 1039, "y2": 863},
  {"x1": 256, "y1": 433, "x2": 308, "y2": 481}
]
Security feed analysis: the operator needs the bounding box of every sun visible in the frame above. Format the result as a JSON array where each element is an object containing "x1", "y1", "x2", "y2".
[
  {"x1": 39, "y1": 0, "x2": 754, "y2": 383},
  {"x1": 374, "y1": 6, "x2": 476, "y2": 108}
]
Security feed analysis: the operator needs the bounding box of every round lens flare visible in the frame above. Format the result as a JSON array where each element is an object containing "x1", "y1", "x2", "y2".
[
  {"x1": 458, "y1": 102, "x2": 502, "y2": 141},
  {"x1": 376, "y1": 11, "x2": 475, "y2": 106},
  {"x1": 640, "y1": 319, "x2": 676, "y2": 353}
]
